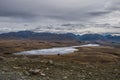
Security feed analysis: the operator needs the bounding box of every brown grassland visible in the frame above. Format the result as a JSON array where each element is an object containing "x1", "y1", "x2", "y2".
[{"x1": 0, "y1": 39, "x2": 120, "y2": 80}]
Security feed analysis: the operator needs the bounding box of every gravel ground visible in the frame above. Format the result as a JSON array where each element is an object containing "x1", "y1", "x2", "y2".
[{"x1": 0, "y1": 56, "x2": 120, "y2": 80}]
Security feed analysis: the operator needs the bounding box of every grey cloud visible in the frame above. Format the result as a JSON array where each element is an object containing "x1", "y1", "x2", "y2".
[
  {"x1": 0, "y1": 0, "x2": 119, "y2": 23},
  {"x1": 105, "y1": 0, "x2": 120, "y2": 11},
  {"x1": 86, "y1": 0, "x2": 120, "y2": 21}
]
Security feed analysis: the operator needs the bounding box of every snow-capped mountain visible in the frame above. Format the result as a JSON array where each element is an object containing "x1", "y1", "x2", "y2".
[{"x1": 0, "y1": 31, "x2": 119, "y2": 44}]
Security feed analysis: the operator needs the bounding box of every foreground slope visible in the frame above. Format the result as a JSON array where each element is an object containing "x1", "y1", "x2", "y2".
[{"x1": 0, "y1": 39, "x2": 120, "y2": 80}]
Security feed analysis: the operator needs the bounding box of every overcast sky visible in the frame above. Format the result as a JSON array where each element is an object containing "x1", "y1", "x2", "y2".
[{"x1": 0, "y1": 0, "x2": 120, "y2": 34}]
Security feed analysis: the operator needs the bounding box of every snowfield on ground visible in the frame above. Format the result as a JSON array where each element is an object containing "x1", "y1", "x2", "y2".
[{"x1": 14, "y1": 44, "x2": 100, "y2": 55}]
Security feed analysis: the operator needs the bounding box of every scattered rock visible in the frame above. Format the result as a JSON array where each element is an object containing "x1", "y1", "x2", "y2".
[
  {"x1": 40, "y1": 72, "x2": 46, "y2": 76},
  {"x1": 0, "y1": 56, "x2": 5, "y2": 60},
  {"x1": 46, "y1": 67, "x2": 49, "y2": 70},
  {"x1": 1, "y1": 71, "x2": 5, "y2": 74},
  {"x1": 29, "y1": 69, "x2": 41, "y2": 75},
  {"x1": 47, "y1": 60, "x2": 54, "y2": 65},
  {"x1": 114, "y1": 69, "x2": 118, "y2": 72},
  {"x1": 70, "y1": 70, "x2": 73, "y2": 72},
  {"x1": 13, "y1": 66, "x2": 21, "y2": 69},
  {"x1": 88, "y1": 72, "x2": 92, "y2": 75},
  {"x1": 63, "y1": 76, "x2": 68, "y2": 79}
]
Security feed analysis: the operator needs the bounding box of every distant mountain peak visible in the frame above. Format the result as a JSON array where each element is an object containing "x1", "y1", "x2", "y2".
[{"x1": 0, "y1": 31, "x2": 119, "y2": 44}]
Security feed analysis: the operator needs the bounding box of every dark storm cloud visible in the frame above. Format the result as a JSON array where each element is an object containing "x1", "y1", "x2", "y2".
[
  {"x1": 0, "y1": 11, "x2": 35, "y2": 18},
  {"x1": 88, "y1": 11, "x2": 111, "y2": 16},
  {"x1": 0, "y1": 0, "x2": 119, "y2": 22}
]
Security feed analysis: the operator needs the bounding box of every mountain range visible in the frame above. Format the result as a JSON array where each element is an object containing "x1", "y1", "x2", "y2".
[
  {"x1": 0, "y1": 31, "x2": 119, "y2": 43},
  {"x1": 0, "y1": 31, "x2": 77, "y2": 41}
]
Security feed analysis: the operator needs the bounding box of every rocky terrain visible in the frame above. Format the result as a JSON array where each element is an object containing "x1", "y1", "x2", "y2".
[{"x1": 0, "y1": 39, "x2": 120, "y2": 80}]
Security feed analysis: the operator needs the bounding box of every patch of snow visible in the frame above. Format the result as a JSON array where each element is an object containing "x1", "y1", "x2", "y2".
[
  {"x1": 80, "y1": 44, "x2": 100, "y2": 47},
  {"x1": 14, "y1": 44, "x2": 100, "y2": 55},
  {"x1": 14, "y1": 47, "x2": 78, "y2": 55},
  {"x1": 73, "y1": 44, "x2": 100, "y2": 48}
]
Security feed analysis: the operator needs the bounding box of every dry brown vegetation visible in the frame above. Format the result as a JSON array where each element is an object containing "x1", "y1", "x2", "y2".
[
  {"x1": 0, "y1": 39, "x2": 80, "y2": 56},
  {"x1": 0, "y1": 39, "x2": 120, "y2": 80}
]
